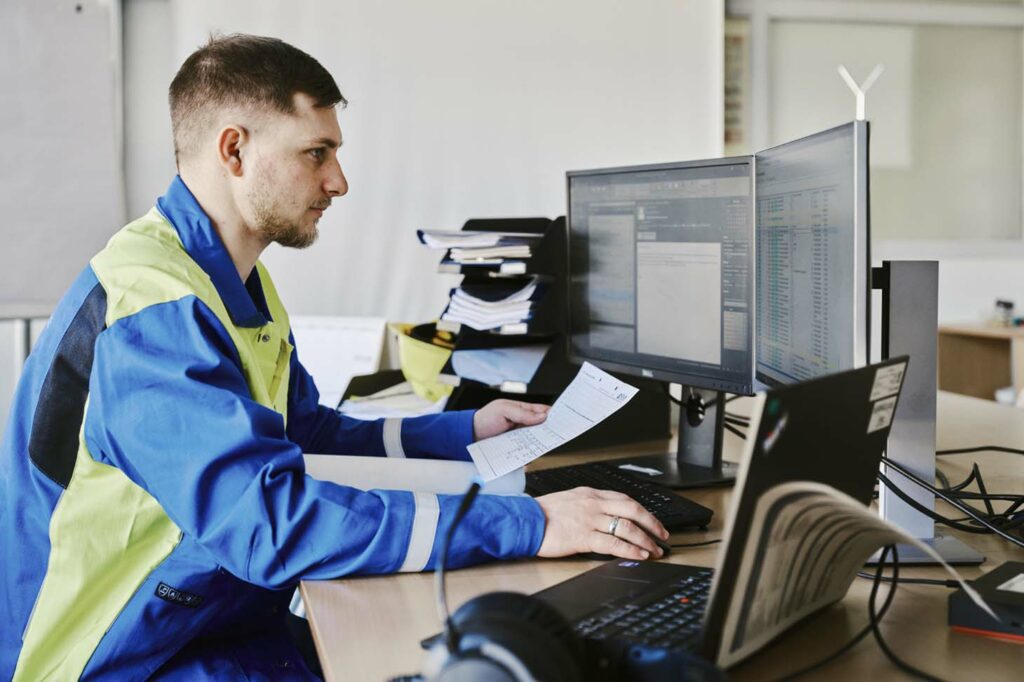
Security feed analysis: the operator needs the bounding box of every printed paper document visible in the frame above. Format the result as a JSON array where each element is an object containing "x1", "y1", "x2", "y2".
[{"x1": 468, "y1": 362, "x2": 638, "y2": 480}]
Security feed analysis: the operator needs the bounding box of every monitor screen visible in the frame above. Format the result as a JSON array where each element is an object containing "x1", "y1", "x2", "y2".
[
  {"x1": 567, "y1": 158, "x2": 755, "y2": 395},
  {"x1": 755, "y1": 122, "x2": 870, "y2": 386}
]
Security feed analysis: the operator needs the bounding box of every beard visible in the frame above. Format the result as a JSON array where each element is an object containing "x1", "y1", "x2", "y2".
[
  {"x1": 247, "y1": 167, "x2": 320, "y2": 249},
  {"x1": 255, "y1": 209, "x2": 319, "y2": 249}
]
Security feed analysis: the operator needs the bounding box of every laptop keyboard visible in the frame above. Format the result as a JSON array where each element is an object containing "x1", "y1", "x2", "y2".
[
  {"x1": 526, "y1": 462, "x2": 713, "y2": 532},
  {"x1": 572, "y1": 567, "x2": 713, "y2": 652}
]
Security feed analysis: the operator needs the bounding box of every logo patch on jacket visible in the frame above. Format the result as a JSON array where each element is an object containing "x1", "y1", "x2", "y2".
[{"x1": 156, "y1": 582, "x2": 205, "y2": 608}]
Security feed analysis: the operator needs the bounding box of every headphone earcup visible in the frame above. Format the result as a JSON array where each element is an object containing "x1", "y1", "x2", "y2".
[{"x1": 446, "y1": 591, "x2": 584, "y2": 682}]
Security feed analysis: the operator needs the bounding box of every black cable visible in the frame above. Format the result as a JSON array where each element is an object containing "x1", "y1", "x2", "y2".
[
  {"x1": 971, "y1": 462, "x2": 996, "y2": 517},
  {"x1": 938, "y1": 465, "x2": 982, "y2": 494},
  {"x1": 867, "y1": 546, "x2": 945, "y2": 682},
  {"x1": 877, "y1": 472, "x2": 991, "y2": 534},
  {"x1": 882, "y1": 457, "x2": 1024, "y2": 544},
  {"x1": 937, "y1": 445, "x2": 1024, "y2": 457},
  {"x1": 724, "y1": 416, "x2": 749, "y2": 429},
  {"x1": 724, "y1": 411, "x2": 750, "y2": 424},
  {"x1": 948, "y1": 491, "x2": 1024, "y2": 503},
  {"x1": 771, "y1": 546, "x2": 899, "y2": 681},
  {"x1": 669, "y1": 538, "x2": 722, "y2": 549},
  {"x1": 437, "y1": 481, "x2": 482, "y2": 653},
  {"x1": 932, "y1": 465, "x2": 1024, "y2": 532},
  {"x1": 663, "y1": 385, "x2": 685, "y2": 407},
  {"x1": 724, "y1": 423, "x2": 746, "y2": 439},
  {"x1": 880, "y1": 458, "x2": 1024, "y2": 549},
  {"x1": 855, "y1": 571, "x2": 958, "y2": 588}
]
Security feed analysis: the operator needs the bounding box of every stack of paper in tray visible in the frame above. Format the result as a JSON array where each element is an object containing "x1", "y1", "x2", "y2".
[
  {"x1": 441, "y1": 277, "x2": 542, "y2": 332},
  {"x1": 417, "y1": 229, "x2": 540, "y2": 265}
]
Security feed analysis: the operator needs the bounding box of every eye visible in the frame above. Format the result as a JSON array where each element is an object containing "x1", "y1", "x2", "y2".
[{"x1": 307, "y1": 148, "x2": 326, "y2": 163}]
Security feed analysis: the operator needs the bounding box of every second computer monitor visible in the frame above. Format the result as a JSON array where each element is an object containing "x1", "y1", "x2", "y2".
[
  {"x1": 567, "y1": 157, "x2": 755, "y2": 396},
  {"x1": 755, "y1": 121, "x2": 871, "y2": 386}
]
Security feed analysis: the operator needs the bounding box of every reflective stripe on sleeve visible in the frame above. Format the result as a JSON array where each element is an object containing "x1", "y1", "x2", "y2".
[
  {"x1": 383, "y1": 418, "x2": 405, "y2": 458},
  {"x1": 398, "y1": 492, "x2": 440, "y2": 572},
  {"x1": 288, "y1": 589, "x2": 306, "y2": 619}
]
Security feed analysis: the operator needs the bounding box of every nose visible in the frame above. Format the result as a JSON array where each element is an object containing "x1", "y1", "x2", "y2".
[{"x1": 324, "y1": 157, "x2": 348, "y2": 197}]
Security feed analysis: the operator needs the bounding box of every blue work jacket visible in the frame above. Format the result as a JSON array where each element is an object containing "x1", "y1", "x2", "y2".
[{"x1": 0, "y1": 177, "x2": 546, "y2": 680}]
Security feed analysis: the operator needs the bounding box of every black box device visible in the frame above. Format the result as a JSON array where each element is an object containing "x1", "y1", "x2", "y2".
[{"x1": 949, "y1": 561, "x2": 1024, "y2": 644}]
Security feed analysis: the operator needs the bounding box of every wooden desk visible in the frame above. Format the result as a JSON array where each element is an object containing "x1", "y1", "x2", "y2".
[
  {"x1": 301, "y1": 393, "x2": 1024, "y2": 680},
  {"x1": 938, "y1": 323, "x2": 1024, "y2": 401}
]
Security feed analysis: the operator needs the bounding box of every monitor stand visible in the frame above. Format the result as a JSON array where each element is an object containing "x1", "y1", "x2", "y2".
[
  {"x1": 603, "y1": 388, "x2": 737, "y2": 490},
  {"x1": 867, "y1": 261, "x2": 983, "y2": 566}
]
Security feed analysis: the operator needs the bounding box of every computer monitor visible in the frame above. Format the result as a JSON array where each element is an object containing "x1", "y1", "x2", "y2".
[
  {"x1": 755, "y1": 121, "x2": 871, "y2": 386},
  {"x1": 567, "y1": 157, "x2": 755, "y2": 488},
  {"x1": 753, "y1": 122, "x2": 981, "y2": 565}
]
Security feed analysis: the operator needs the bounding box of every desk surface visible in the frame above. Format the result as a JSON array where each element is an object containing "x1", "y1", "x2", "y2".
[{"x1": 301, "y1": 393, "x2": 1024, "y2": 680}]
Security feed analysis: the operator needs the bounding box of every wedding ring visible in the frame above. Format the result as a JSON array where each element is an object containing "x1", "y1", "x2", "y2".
[{"x1": 607, "y1": 516, "x2": 621, "y2": 537}]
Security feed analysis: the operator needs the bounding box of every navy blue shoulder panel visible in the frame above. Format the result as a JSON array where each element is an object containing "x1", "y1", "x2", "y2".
[{"x1": 29, "y1": 282, "x2": 108, "y2": 488}]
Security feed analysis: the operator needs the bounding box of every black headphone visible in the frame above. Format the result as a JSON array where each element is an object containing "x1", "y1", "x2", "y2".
[
  {"x1": 414, "y1": 481, "x2": 584, "y2": 681},
  {"x1": 423, "y1": 590, "x2": 585, "y2": 681},
  {"x1": 409, "y1": 482, "x2": 724, "y2": 682}
]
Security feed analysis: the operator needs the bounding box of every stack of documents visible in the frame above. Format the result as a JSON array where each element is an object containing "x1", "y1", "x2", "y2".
[
  {"x1": 449, "y1": 244, "x2": 532, "y2": 261},
  {"x1": 418, "y1": 229, "x2": 541, "y2": 268},
  {"x1": 449, "y1": 344, "x2": 549, "y2": 392},
  {"x1": 440, "y1": 277, "x2": 544, "y2": 332},
  {"x1": 417, "y1": 229, "x2": 541, "y2": 250}
]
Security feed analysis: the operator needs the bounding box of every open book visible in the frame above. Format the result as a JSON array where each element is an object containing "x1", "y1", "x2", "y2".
[{"x1": 712, "y1": 480, "x2": 992, "y2": 667}]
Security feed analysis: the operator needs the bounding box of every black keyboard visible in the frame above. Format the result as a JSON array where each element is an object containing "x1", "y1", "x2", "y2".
[
  {"x1": 573, "y1": 567, "x2": 713, "y2": 652},
  {"x1": 525, "y1": 461, "x2": 713, "y2": 532}
]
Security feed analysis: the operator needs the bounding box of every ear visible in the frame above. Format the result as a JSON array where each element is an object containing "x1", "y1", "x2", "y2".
[{"x1": 216, "y1": 124, "x2": 248, "y2": 177}]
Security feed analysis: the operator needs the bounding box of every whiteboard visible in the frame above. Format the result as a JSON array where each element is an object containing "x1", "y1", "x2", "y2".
[{"x1": 1, "y1": 0, "x2": 125, "y2": 302}]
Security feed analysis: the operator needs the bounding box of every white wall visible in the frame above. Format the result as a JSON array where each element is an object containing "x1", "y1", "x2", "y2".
[
  {"x1": 125, "y1": 0, "x2": 725, "y2": 324},
  {"x1": 124, "y1": 0, "x2": 177, "y2": 220},
  {"x1": 876, "y1": 242, "x2": 1024, "y2": 323},
  {"x1": 1, "y1": 0, "x2": 126, "y2": 424}
]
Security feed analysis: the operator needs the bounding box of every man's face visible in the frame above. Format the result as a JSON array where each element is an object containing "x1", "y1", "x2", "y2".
[{"x1": 239, "y1": 93, "x2": 348, "y2": 249}]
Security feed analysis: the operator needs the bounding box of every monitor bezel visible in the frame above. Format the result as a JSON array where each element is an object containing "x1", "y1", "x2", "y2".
[
  {"x1": 565, "y1": 155, "x2": 757, "y2": 396},
  {"x1": 753, "y1": 120, "x2": 871, "y2": 388}
]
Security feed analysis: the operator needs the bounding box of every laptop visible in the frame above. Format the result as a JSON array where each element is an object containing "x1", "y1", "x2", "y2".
[{"x1": 532, "y1": 357, "x2": 908, "y2": 671}]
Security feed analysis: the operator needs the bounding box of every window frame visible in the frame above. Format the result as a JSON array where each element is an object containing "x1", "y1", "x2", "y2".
[{"x1": 726, "y1": 0, "x2": 1024, "y2": 252}]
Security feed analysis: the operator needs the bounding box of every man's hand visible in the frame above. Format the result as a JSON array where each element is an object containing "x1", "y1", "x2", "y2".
[
  {"x1": 472, "y1": 399, "x2": 550, "y2": 441},
  {"x1": 535, "y1": 487, "x2": 669, "y2": 560}
]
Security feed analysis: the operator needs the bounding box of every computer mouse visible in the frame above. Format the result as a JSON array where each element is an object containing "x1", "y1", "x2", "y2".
[{"x1": 580, "y1": 535, "x2": 672, "y2": 562}]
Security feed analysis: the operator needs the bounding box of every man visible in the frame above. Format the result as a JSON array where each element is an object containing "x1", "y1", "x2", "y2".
[{"x1": 0, "y1": 35, "x2": 667, "y2": 679}]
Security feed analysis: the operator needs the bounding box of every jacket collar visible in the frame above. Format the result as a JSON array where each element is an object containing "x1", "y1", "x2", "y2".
[{"x1": 156, "y1": 176, "x2": 271, "y2": 328}]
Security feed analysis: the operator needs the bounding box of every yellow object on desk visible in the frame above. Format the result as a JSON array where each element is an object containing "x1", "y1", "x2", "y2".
[{"x1": 391, "y1": 322, "x2": 454, "y2": 403}]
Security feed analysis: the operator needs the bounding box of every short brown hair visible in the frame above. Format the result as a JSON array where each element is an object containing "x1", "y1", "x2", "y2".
[{"x1": 169, "y1": 34, "x2": 346, "y2": 163}]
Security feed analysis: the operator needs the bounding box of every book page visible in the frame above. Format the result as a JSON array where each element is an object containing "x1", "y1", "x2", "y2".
[{"x1": 716, "y1": 481, "x2": 994, "y2": 668}]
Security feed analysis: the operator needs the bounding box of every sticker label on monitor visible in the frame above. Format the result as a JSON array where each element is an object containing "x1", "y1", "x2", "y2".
[
  {"x1": 867, "y1": 396, "x2": 898, "y2": 434},
  {"x1": 870, "y1": 362, "x2": 906, "y2": 401},
  {"x1": 997, "y1": 573, "x2": 1024, "y2": 594}
]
